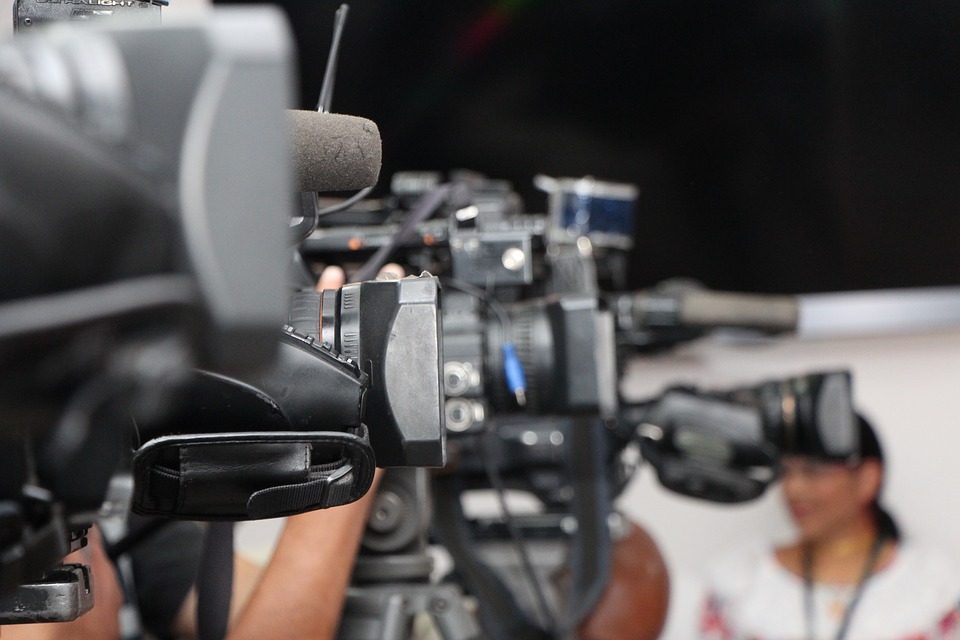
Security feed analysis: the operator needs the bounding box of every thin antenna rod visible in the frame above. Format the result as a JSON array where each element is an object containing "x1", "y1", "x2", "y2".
[{"x1": 316, "y1": 4, "x2": 349, "y2": 113}]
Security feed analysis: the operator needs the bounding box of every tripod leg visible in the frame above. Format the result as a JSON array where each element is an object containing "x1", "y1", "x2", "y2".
[
  {"x1": 339, "y1": 584, "x2": 482, "y2": 640},
  {"x1": 380, "y1": 593, "x2": 407, "y2": 640},
  {"x1": 429, "y1": 584, "x2": 483, "y2": 640}
]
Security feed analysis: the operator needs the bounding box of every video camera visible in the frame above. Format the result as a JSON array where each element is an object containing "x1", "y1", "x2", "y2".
[
  {"x1": 302, "y1": 171, "x2": 859, "y2": 638},
  {"x1": 0, "y1": 3, "x2": 445, "y2": 624},
  {"x1": 302, "y1": 169, "x2": 811, "y2": 495},
  {"x1": 634, "y1": 369, "x2": 857, "y2": 503}
]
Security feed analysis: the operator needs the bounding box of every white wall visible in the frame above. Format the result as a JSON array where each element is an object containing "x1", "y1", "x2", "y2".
[{"x1": 617, "y1": 326, "x2": 960, "y2": 638}]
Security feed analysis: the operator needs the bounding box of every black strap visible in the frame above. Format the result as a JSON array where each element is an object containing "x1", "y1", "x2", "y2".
[
  {"x1": 802, "y1": 532, "x2": 887, "y2": 640},
  {"x1": 133, "y1": 429, "x2": 375, "y2": 520},
  {"x1": 142, "y1": 460, "x2": 359, "y2": 520},
  {"x1": 560, "y1": 418, "x2": 613, "y2": 635},
  {"x1": 197, "y1": 521, "x2": 234, "y2": 640},
  {"x1": 246, "y1": 463, "x2": 356, "y2": 519}
]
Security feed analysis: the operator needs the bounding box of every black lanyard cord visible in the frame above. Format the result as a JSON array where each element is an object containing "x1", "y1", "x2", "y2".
[{"x1": 802, "y1": 533, "x2": 888, "y2": 640}]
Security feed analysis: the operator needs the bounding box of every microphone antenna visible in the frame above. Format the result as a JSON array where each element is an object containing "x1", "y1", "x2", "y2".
[
  {"x1": 302, "y1": 2, "x2": 376, "y2": 232},
  {"x1": 316, "y1": 4, "x2": 349, "y2": 114}
]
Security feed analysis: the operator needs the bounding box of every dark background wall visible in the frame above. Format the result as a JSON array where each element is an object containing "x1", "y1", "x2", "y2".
[{"x1": 219, "y1": 0, "x2": 960, "y2": 294}]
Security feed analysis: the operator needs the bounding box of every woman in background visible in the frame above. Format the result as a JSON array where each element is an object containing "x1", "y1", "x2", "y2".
[{"x1": 701, "y1": 414, "x2": 960, "y2": 640}]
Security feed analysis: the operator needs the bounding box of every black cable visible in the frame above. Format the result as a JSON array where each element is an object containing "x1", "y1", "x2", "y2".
[
  {"x1": 444, "y1": 277, "x2": 530, "y2": 406},
  {"x1": 479, "y1": 437, "x2": 558, "y2": 636},
  {"x1": 294, "y1": 187, "x2": 376, "y2": 244},
  {"x1": 443, "y1": 277, "x2": 512, "y2": 336},
  {"x1": 352, "y1": 183, "x2": 450, "y2": 282},
  {"x1": 314, "y1": 186, "x2": 374, "y2": 218}
]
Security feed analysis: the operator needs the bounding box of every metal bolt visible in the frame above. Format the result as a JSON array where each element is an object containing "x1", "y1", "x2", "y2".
[
  {"x1": 501, "y1": 247, "x2": 526, "y2": 271},
  {"x1": 576, "y1": 235, "x2": 593, "y2": 256},
  {"x1": 445, "y1": 399, "x2": 474, "y2": 432},
  {"x1": 368, "y1": 491, "x2": 403, "y2": 533},
  {"x1": 443, "y1": 362, "x2": 471, "y2": 396}
]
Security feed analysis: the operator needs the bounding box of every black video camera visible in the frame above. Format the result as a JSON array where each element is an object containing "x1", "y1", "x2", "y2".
[
  {"x1": 634, "y1": 369, "x2": 856, "y2": 504},
  {"x1": 132, "y1": 274, "x2": 445, "y2": 522},
  {"x1": 0, "y1": 5, "x2": 446, "y2": 624},
  {"x1": 0, "y1": 5, "x2": 296, "y2": 621},
  {"x1": 304, "y1": 171, "x2": 638, "y2": 434}
]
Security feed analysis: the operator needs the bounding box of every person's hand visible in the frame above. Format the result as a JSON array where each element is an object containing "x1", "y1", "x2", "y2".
[
  {"x1": 315, "y1": 263, "x2": 405, "y2": 292},
  {"x1": 224, "y1": 263, "x2": 399, "y2": 640}
]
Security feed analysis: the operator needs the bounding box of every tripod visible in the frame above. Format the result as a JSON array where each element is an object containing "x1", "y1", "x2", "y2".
[
  {"x1": 338, "y1": 414, "x2": 616, "y2": 640},
  {"x1": 338, "y1": 468, "x2": 481, "y2": 640}
]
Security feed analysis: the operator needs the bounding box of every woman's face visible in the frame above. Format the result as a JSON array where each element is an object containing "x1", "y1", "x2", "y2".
[{"x1": 780, "y1": 456, "x2": 880, "y2": 542}]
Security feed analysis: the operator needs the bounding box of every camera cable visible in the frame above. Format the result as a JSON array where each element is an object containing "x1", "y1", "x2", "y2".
[
  {"x1": 478, "y1": 436, "x2": 559, "y2": 636},
  {"x1": 352, "y1": 183, "x2": 452, "y2": 282},
  {"x1": 443, "y1": 278, "x2": 529, "y2": 407},
  {"x1": 432, "y1": 474, "x2": 552, "y2": 640}
]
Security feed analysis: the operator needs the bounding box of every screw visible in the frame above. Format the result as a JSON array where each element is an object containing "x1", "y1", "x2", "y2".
[{"x1": 501, "y1": 247, "x2": 526, "y2": 271}]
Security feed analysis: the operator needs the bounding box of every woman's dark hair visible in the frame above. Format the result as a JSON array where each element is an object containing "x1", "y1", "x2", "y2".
[{"x1": 856, "y1": 413, "x2": 901, "y2": 541}]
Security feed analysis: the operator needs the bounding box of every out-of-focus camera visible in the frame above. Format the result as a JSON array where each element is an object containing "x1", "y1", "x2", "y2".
[
  {"x1": 635, "y1": 370, "x2": 856, "y2": 503},
  {"x1": 0, "y1": 5, "x2": 446, "y2": 623}
]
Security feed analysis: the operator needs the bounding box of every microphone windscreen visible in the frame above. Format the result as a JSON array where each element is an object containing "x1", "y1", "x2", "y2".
[{"x1": 288, "y1": 110, "x2": 382, "y2": 192}]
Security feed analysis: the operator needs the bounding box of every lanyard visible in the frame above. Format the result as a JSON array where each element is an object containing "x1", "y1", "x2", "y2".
[{"x1": 802, "y1": 533, "x2": 887, "y2": 640}]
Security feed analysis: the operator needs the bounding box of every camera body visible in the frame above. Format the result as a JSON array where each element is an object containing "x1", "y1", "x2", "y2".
[
  {"x1": 0, "y1": 8, "x2": 295, "y2": 616},
  {"x1": 636, "y1": 370, "x2": 856, "y2": 504},
  {"x1": 129, "y1": 274, "x2": 446, "y2": 522},
  {"x1": 0, "y1": 7, "x2": 444, "y2": 624},
  {"x1": 304, "y1": 171, "x2": 637, "y2": 438},
  {"x1": 304, "y1": 171, "x2": 857, "y2": 513}
]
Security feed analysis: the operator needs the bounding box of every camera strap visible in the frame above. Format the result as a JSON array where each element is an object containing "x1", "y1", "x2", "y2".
[
  {"x1": 560, "y1": 418, "x2": 614, "y2": 635},
  {"x1": 197, "y1": 521, "x2": 234, "y2": 640},
  {"x1": 132, "y1": 429, "x2": 375, "y2": 520}
]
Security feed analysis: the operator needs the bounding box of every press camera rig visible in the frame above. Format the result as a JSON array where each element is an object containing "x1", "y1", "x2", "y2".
[{"x1": 303, "y1": 171, "x2": 854, "y2": 638}]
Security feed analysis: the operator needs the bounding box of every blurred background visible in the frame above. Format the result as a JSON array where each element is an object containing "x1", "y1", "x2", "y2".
[
  {"x1": 7, "y1": 0, "x2": 960, "y2": 294},
  {"x1": 5, "y1": 1, "x2": 960, "y2": 637},
  {"x1": 221, "y1": 0, "x2": 960, "y2": 295}
]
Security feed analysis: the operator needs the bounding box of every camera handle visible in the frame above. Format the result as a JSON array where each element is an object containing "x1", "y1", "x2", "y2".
[{"x1": 338, "y1": 468, "x2": 481, "y2": 640}]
